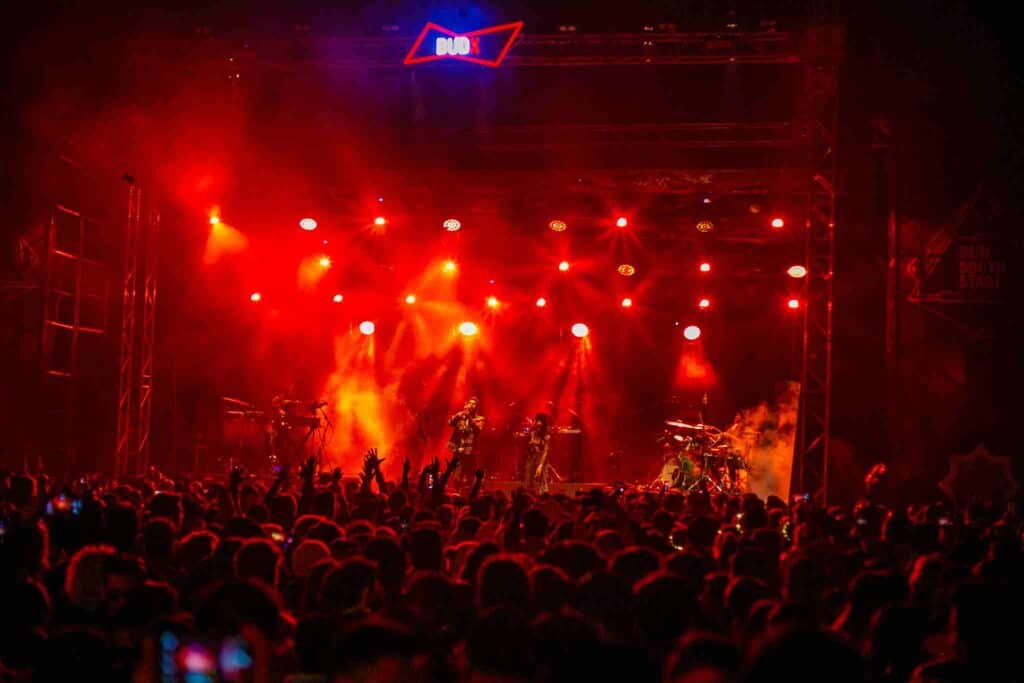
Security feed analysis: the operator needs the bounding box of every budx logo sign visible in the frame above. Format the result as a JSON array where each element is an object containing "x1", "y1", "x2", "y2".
[{"x1": 403, "y1": 21, "x2": 523, "y2": 67}]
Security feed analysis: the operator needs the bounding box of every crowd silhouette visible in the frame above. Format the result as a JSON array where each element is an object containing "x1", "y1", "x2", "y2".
[{"x1": 0, "y1": 450, "x2": 1020, "y2": 682}]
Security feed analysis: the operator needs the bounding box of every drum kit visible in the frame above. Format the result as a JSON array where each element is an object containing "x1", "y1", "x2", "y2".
[{"x1": 654, "y1": 419, "x2": 756, "y2": 494}]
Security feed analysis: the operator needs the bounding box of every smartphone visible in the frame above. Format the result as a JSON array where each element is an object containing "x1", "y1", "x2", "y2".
[
  {"x1": 45, "y1": 494, "x2": 82, "y2": 516},
  {"x1": 938, "y1": 517, "x2": 952, "y2": 527},
  {"x1": 793, "y1": 492, "x2": 811, "y2": 503},
  {"x1": 159, "y1": 631, "x2": 253, "y2": 683}
]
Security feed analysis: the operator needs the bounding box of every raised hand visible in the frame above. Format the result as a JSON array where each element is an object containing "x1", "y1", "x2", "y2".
[
  {"x1": 275, "y1": 464, "x2": 290, "y2": 483},
  {"x1": 445, "y1": 455, "x2": 460, "y2": 473},
  {"x1": 331, "y1": 467, "x2": 342, "y2": 483},
  {"x1": 474, "y1": 468, "x2": 485, "y2": 482},
  {"x1": 229, "y1": 465, "x2": 244, "y2": 490},
  {"x1": 300, "y1": 456, "x2": 316, "y2": 482},
  {"x1": 403, "y1": 457, "x2": 411, "y2": 477}
]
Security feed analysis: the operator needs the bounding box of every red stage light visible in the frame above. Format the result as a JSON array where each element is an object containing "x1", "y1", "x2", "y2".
[
  {"x1": 459, "y1": 321, "x2": 479, "y2": 337},
  {"x1": 443, "y1": 260, "x2": 457, "y2": 273},
  {"x1": 698, "y1": 298, "x2": 711, "y2": 309},
  {"x1": 332, "y1": 293, "x2": 344, "y2": 303},
  {"x1": 617, "y1": 264, "x2": 636, "y2": 277},
  {"x1": 209, "y1": 216, "x2": 220, "y2": 225},
  {"x1": 443, "y1": 218, "x2": 461, "y2": 232},
  {"x1": 249, "y1": 292, "x2": 261, "y2": 303},
  {"x1": 405, "y1": 294, "x2": 417, "y2": 304},
  {"x1": 486, "y1": 296, "x2": 499, "y2": 309},
  {"x1": 788, "y1": 298, "x2": 801, "y2": 309},
  {"x1": 374, "y1": 216, "x2": 387, "y2": 226},
  {"x1": 571, "y1": 323, "x2": 589, "y2": 338},
  {"x1": 771, "y1": 217, "x2": 785, "y2": 229},
  {"x1": 299, "y1": 217, "x2": 318, "y2": 231},
  {"x1": 535, "y1": 297, "x2": 547, "y2": 308},
  {"x1": 319, "y1": 256, "x2": 332, "y2": 268},
  {"x1": 558, "y1": 260, "x2": 570, "y2": 272},
  {"x1": 621, "y1": 297, "x2": 633, "y2": 308},
  {"x1": 683, "y1": 325, "x2": 701, "y2": 340},
  {"x1": 359, "y1": 321, "x2": 375, "y2": 335},
  {"x1": 549, "y1": 219, "x2": 567, "y2": 232},
  {"x1": 787, "y1": 265, "x2": 808, "y2": 278},
  {"x1": 615, "y1": 216, "x2": 628, "y2": 228},
  {"x1": 699, "y1": 262, "x2": 711, "y2": 273}
]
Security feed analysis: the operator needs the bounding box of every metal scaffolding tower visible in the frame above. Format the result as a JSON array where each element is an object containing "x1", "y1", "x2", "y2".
[{"x1": 795, "y1": 26, "x2": 841, "y2": 503}]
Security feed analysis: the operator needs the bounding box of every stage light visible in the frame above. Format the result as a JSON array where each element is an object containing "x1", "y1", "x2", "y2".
[
  {"x1": 319, "y1": 256, "x2": 332, "y2": 268},
  {"x1": 299, "y1": 217, "x2": 318, "y2": 231},
  {"x1": 374, "y1": 216, "x2": 387, "y2": 226},
  {"x1": 702, "y1": 196, "x2": 712, "y2": 205},
  {"x1": 696, "y1": 220, "x2": 714, "y2": 233},
  {"x1": 459, "y1": 321, "x2": 479, "y2": 337},
  {"x1": 535, "y1": 297, "x2": 547, "y2": 308},
  {"x1": 787, "y1": 265, "x2": 808, "y2": 278},
  {"x1": 332, "y1": 293, "x2": 344, "y2": 303},
  {"x1": 549, "y1": 219, "x2": 567, "y2": 232},
  {"x1": 771, "y1": 217, "x2": 785, "y2": 229},
  {"x1": 443, "y1": 260, "x2": 457, "y2": 273},
  {"x1": 699, "y1": 262, "x2": 711, "y2": 273},
  {"x1": 359, "y1": 321, "x2": 375, "y2": 335},
  {"x1": 787, "y1": 298, "x2": 801, "y2": 310},
  {"x1": 683, "y1": 325, "x2": 701, "y2": 340},
  {"x1": 209, "y1": 216, "x2": 220, "y2": 225},
  {"x1": 405, "y1": 294, "x2": 417, "y2": 304},
  {"x1": 621, "y1": 297, "x2": 633, "y2": 308},
  {"x1": 558, "y1": 260, "x2": 570, "y2": 272},
  {"x1": 249, "y1": 292, "x2": 261, "y2": 303},
  {"x1": 698, "y1": 298, "x2": 711, "y2": 309},
  {"x1": 615, "y1": 216, "x2": 629, "y2": 228},
  {"x1": 443, "y1": 218, "x2": 461, "y2": 232},
  {"x1": 617, "y1": 264, "x2": 636, "y2": 277},
  {"x1": 377, "y1": 196, "x2": 384, "y2": 203},
  {"x1": 486, "y1": 296, "x2": 499, "y2": 309},
  {"x1": 571, "y1": 323, "x2": 589, "y2": 338}
]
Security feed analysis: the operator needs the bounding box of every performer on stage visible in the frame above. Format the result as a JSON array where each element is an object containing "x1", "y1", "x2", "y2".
[
  {"x1": 523, "y1": 413, "x2": 552, "y2": 493},
  {"x1": 447, "y1": 397, "x2": 485, "y2": 486}
]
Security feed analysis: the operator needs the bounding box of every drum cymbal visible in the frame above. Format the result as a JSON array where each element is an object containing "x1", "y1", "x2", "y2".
[{"x1": 665, "y1": 420, "x2": 710, "y2": 430}]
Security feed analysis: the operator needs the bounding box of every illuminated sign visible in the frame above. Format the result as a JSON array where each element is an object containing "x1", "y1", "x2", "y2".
[{"x1": 404, "y1": 21, "x2": 523, "y2": 67}]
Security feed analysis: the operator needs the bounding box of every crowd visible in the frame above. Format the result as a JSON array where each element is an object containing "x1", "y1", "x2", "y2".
[{"x1": 1, "y1": 450, "x2": 1021, "y2": 682}]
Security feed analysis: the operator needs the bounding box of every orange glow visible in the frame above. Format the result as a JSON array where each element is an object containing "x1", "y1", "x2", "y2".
[
  {"x1": 332, "y1": 294, "x2": 344, "y2": 303},
  {"x1": 203, "y1": 221, "x2": 248, "y2": 265},
  {"x1": 617, "y1": 264, "x2": 636, "y2": 277},
  {"x1": 535, "y1": 297, "x2": 547, "y2": 307},
  {"x1": 771, "y1": 217, "x2": 785, "y2": 229},
  {"x1": 249, "y1": 292, "x2": 261, "y2": 302},
  {"x1": 299, "y1": 217, "x2": 318, "y2": 231},
  {"x1": 787, "y1": 265, "x2": 808, "y2": 278},
  {"x1": 620, "y1": 297, "x2": 633, "y2": 308},
  {"x1": 558, "y1": 260, "x2": 570, "y2": 272},
  {"x1": 486, "y1": 296, "x2": 499, "y2": 309},
  {"x1": 443, "y1": 218, "x2": 461, "y2": 232},
  {"x1": 698, "y1": 298, "x2": 711, "y2": 309},
  {"x1": 209, "y1": 215, "x2": 220, "y2": 225},
  {"x1": 374, "y1": 216, "x2": 387, "y2": 226},
  {"x1": 571, "y1": 323, "x2": 589, "y2": 338},
  {"x1": 459, "y1": 321, "x2": 480, "y2": 337},
  {"x1": 405, "y1": 294, "x2": 417, "y2": 304},
  {"x1": 443, "y1": 260, "x2": 457, "y2": 274},
  {"x1": 549, "y1": 219, "x2": 567, "y2": 232},
  {"x1": 319, "y1": 256, "x2": 332, "y2": 268},
  {"x1": 788, "y1": 298, "x2": 801, "y2": 309},
  {"x1": 683, "y1": 325, "x2": 701, "y2": 340},
  {"x1": 359, "y1": 321, "x2": 375, "y2": 335},
  {"x1": 699, "y1": 262, "x2": 711, "y2": 273},
  {"x1": 615, "y1": 216, "x2": 628, "y2": 228}
]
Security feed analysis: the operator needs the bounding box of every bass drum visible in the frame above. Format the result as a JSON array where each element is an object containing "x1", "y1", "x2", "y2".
[{"x1": 654, "y1": 454, "x2": 696, "y2": 489}]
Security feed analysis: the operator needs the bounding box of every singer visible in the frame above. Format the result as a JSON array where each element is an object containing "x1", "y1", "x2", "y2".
[{"x1": 447, "y1": 396, "x2": 485, "y2": 487}]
